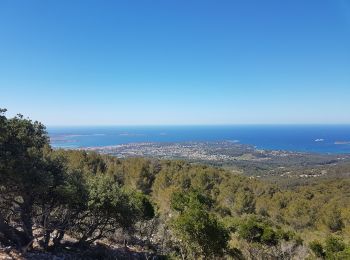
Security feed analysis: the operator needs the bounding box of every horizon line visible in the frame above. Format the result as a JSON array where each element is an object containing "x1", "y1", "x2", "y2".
[{"x1": 46, "y1": 123, "x2": 350, "y2": 127}]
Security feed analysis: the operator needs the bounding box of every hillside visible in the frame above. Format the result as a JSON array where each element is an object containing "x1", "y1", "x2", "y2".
[
  {"x1": 1, "y1": 110, "x2": 350, "y2": 259},
  {"x1": 83, "y1": 140, "x2": 350, "y2": 187}
]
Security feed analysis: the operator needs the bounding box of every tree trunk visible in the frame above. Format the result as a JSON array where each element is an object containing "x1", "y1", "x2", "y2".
[
  {"x1": 52, "y1": 230, "x2": 65, "y2": 248},
  {"x1": 19, "y1": 194, "x2": 34, "y2": 247},
  {"x1": 43, "y1": 230, "x2": 51, "y2": 249},
  {"x1": 0, "y1": 214, "x2": 29, "y2": 247}
]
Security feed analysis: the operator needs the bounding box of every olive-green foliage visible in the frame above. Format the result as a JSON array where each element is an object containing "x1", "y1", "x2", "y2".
[
  {"x1": 170, "y1": 191, "x2": 229, "y2": 258},
  {"x1": 88, "y1": 175, "x2": 139, "y2": 226},
  {"x1": 88, "y1": 174, "x2": 154, "y2": 224},
  {"x1": 310, "y1": 236, "x2": 350, "y2": 259},
  {"x1": 71, "y1": 174, "x2": 155, "y2": 244},
  {"x1": 325, "y1": 236, "x2": 346, "y2": 254},
  {"x1": 233, "y1": 188, "x2": 256, "y2": 215},
  {"x1": 237, "y1": 215, "x2": 292, "y2": 246},
  {"x1": 0, "y1": 110, "x2": 58, "y2": 246},
  {"x1": 144, "y1": 158, "x2": 350, "y2": 258},
  {"x1": 309, "y1": 240, "x2": 325, "y2": 258},
  {"x1": 170, "y1": 190, "x2": 213, "y2": 213},
  {"x1": 2, "y1": 109, "x2": 350, "y2": 259},
  {"x1": 322, "y1": 205, "x2": 344, "y2": 232},
  {"x1": 0, "y1": 110, "x2": 155, "y2": 249},
  {"x1": 50, "y1": 154, "x2": 350, "y2": 258}
]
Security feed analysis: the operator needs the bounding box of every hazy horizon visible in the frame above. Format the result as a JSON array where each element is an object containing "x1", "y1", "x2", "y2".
[{"x1": 46, "y1": 123, "x2": 350, "y2": 127}]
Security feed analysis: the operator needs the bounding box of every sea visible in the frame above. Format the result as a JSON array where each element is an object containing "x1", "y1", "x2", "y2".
[{"x1": 48, "y1": 125, "x2": 350, "y2": 154}]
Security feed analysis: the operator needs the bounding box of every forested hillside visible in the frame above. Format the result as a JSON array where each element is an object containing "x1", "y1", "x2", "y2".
[{"x1": 1, "y1": 110, "x2": 350, "y2": 259}]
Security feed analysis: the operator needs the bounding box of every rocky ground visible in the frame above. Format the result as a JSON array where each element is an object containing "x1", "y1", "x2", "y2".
[{"x1": 0, "y1": 242, "x2": 159, "y2": 260}]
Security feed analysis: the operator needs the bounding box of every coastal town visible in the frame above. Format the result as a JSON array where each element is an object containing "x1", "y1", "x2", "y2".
[
  {"x1": 82, "y1": 141, "x2": 269, "y2": 161},
  {"x1": 80, "y1": 141, "x2": 350, "y2": 181}
]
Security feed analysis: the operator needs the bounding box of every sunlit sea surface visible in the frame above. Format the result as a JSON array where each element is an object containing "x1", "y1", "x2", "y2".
[{"x1": 48, "y1": 125, "x2": 350, "y2": 154}]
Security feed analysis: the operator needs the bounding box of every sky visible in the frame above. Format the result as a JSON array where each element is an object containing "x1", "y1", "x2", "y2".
[{"x1": 0, "y1": 0, "x2": 350, "y2": 125}]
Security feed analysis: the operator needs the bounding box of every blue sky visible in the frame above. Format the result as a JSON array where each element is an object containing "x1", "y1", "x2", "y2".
[{"x1": 1, "y1": 0, "x2": 349, "y2": 125}]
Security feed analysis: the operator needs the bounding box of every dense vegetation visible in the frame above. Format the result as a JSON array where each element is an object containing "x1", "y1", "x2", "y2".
[{"x1": 1, "y1": 109, "x2": 350, "y2": 259}]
